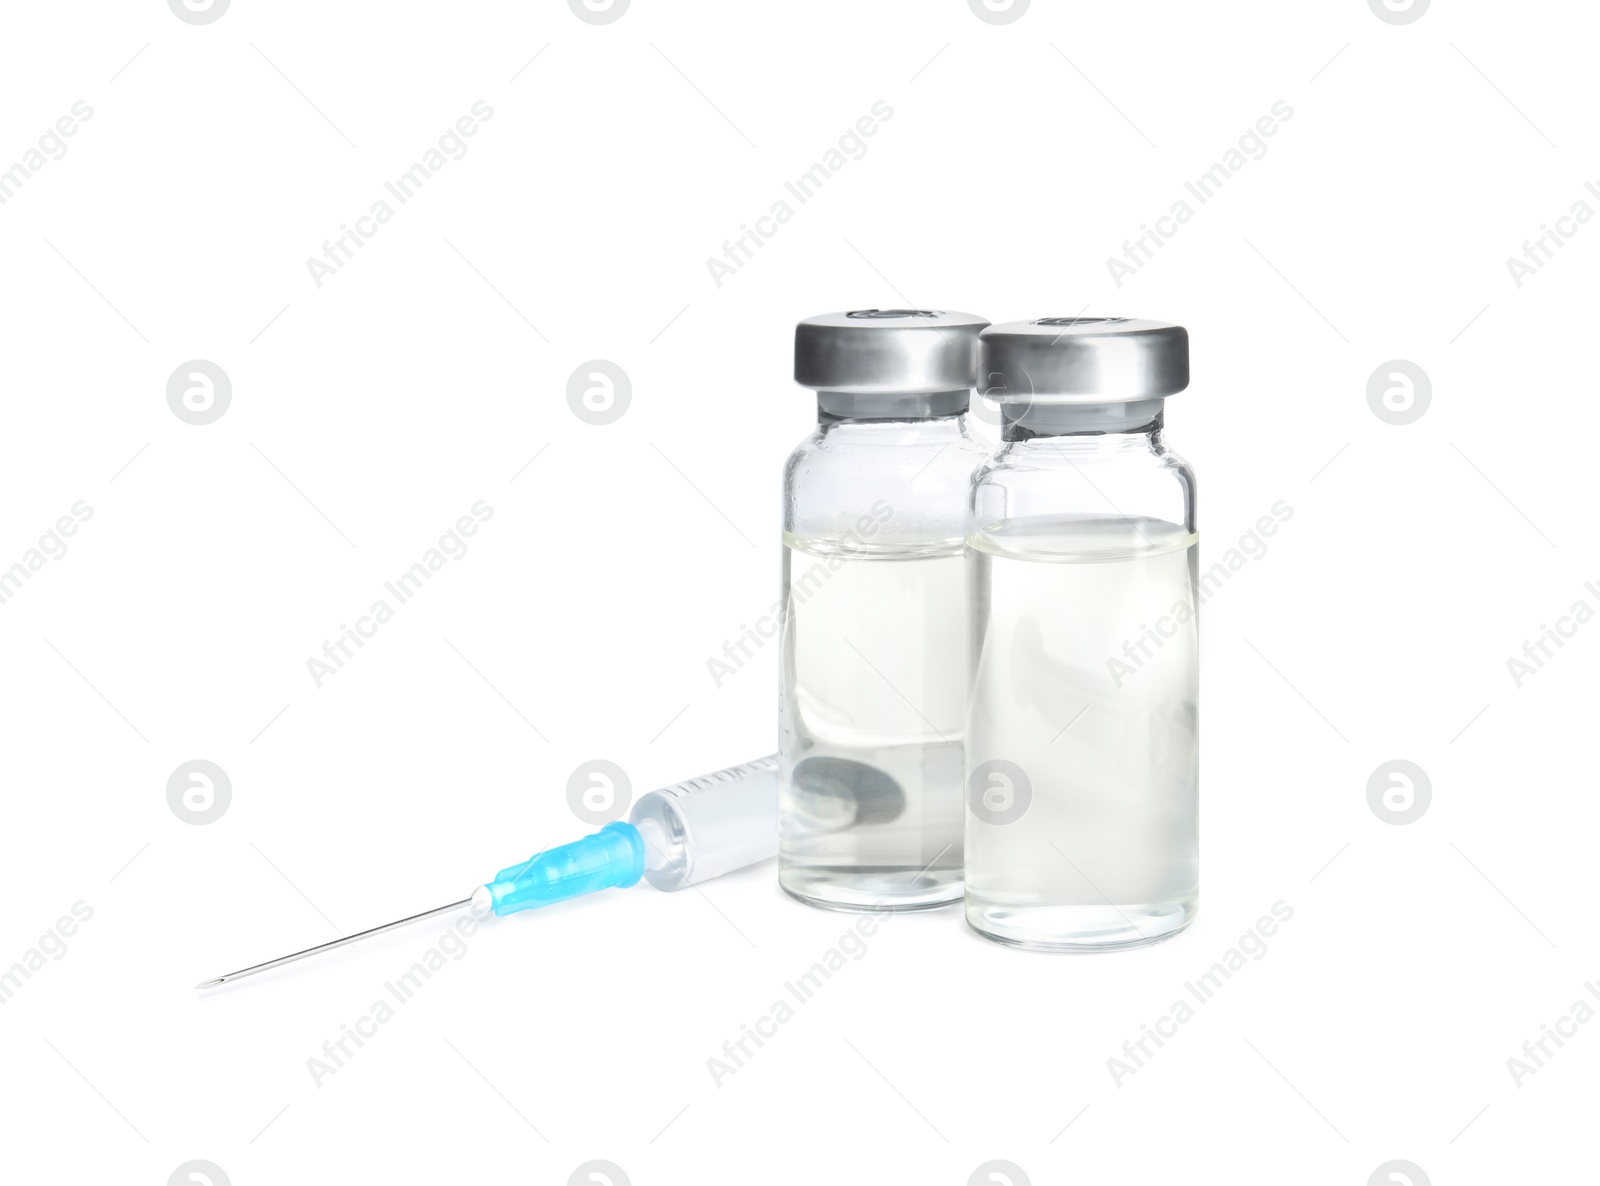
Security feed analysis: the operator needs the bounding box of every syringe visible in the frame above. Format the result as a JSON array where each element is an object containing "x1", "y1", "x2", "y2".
[{"x1": 197, "y1": 755, "x2": 778, "y2": 989}]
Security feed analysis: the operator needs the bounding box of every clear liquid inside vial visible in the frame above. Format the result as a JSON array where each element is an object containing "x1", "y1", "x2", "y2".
[
  {"x1": 965, "y1": 515, "x2": 1198, "y2": 950},
  {"x1": 779, "y1": 533, "x2": 966, "y2": 910}
]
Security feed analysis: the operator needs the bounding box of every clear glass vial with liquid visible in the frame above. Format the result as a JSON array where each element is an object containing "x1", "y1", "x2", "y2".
[
  {"x1": 965, "y1": 317, "x2": 1198, "y2": 950},
  {"x1": 780, "y1": 309, "x2": 990, "y2": 911}
]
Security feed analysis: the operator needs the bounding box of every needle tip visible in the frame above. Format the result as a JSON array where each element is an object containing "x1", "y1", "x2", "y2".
[{"x1": 195, "y1": 977, "x2": 225, "y2": 990}]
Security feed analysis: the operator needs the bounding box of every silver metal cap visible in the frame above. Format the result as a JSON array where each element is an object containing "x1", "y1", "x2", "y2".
[
  {"x1": 794, "y1": 309, "x2": 989, "y2": 395},
  {"x1": 978, "y1": 316, "x2": 1189, "y2": 403}
]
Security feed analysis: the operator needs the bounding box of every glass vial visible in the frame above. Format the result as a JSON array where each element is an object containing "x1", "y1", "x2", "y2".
[
  {"x1": 780, "y1": 309, "x2": 990, "y2": 911},
  {"x1": 965, "y1": 317, "x2": 1198, "y2": 950}
]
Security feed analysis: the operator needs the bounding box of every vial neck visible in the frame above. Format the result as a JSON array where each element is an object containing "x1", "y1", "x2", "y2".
[
  {"x1": 1000, "y1": 399, "x2": 1164, "y2": 442},
  {"x1": 817, "y1": 390, "x2": 970, "y2": 423}
]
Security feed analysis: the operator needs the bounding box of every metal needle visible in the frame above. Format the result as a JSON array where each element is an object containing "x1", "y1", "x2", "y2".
[{"x1": 196, "y1": 899, "x2": 472, "y2": 990}]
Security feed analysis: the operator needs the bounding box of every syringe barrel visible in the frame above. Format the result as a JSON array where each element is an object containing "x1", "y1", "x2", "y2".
[{"x1": 628, "y1": 755, "x2": 778, "y2": 891}]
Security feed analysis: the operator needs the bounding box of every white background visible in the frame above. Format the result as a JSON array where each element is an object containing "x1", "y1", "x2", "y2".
[{"x1": 1, "y1": 1, "x2": 1596, "y2": 1183}]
